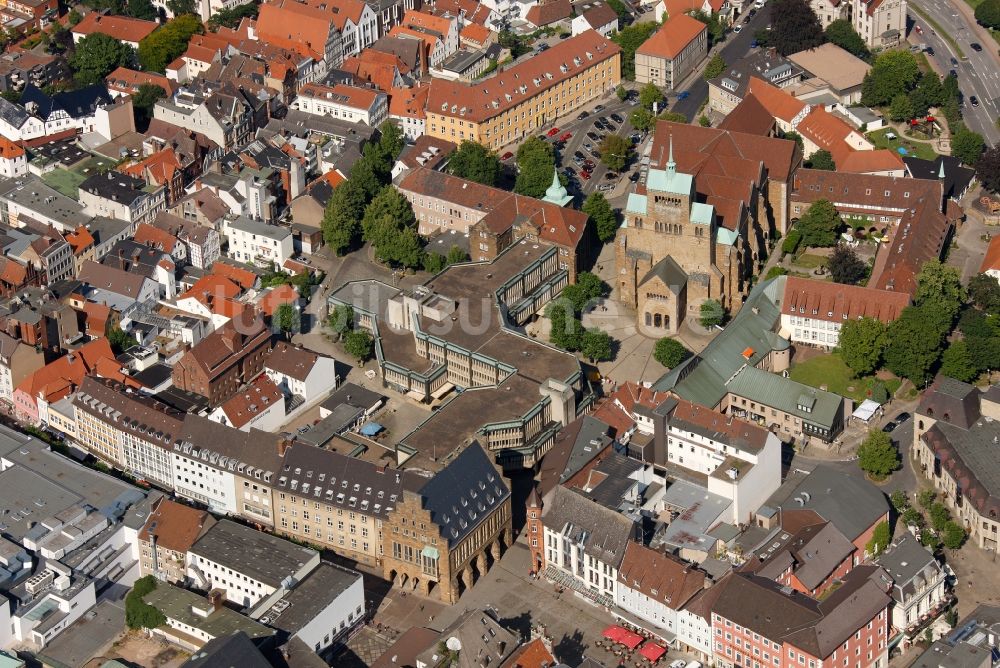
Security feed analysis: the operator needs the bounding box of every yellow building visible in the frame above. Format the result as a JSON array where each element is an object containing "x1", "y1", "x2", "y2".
[{"x1": 425, "y1": 29, "x2": 621, "y2": 150}]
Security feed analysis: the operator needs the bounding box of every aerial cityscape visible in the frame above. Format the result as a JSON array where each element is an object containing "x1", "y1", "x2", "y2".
[{"x1": 0, "y1": 0, "x2": 994, "y2": 665}]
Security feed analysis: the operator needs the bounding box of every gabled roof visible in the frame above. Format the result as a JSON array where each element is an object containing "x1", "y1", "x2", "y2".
[
  {"x1": 139, "y1": 496, "x2": 214, "y2": 553},
  {"x1": 389, "y1": 84, "x2": 430, "y2": 120},
  {"x1": 71, "y1": 12, "x2": 158, "y2": 43},
  {"x1": 541, "y1": 485, "x2": 635, "y2": 567},
  {"x1": 133, "y1": 223, "x2": 179, "y2": 254},
  {"x1": 981, "y1": 235, "x2": 1000, "y2": 273},
  {"x1": 258, "y1": 283, "x2": 299, "y2": 317},
  {"x1": 122, "y1": 148, "x2": 182, "y2": 187},
  {"x1": 525, "y1": 0, "x2": 572, "y2": 26},
  {"x1": 636, "y1": 13, "x2": 707, "y2": 60},
  {"x1": 15, "y1": 337, "x2": 119, "y2": 404},
  {"x1": 746, "y1": 77, "x2": 806, "y2": 122},
  {"x1": 217, "y1": 374, "x2": 283, "y2": 429},
  {"x1": 618, "y1": 542, "x2": 706, "y2": 609},
  {"x1": 781, "y1": 276, "x2": 910, "y2": 324}
]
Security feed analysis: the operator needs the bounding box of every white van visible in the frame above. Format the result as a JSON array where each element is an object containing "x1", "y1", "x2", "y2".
[{"x1": 686, "y1": 661, "x2": 704, "y2": 668}]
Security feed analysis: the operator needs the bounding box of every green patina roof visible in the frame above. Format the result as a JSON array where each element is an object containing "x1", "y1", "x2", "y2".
[
  {"x1": 143, "y1": 584, "x2": 275, "y2": 642},
  {"x1": 726, "y1": 366, "x2": 842, "y2": 429},
  {"x1": 625, "y1": 193, "x2": 647, "y2": 216},
  {"x1": 716, "y1": 227, "x2": 739, "y2": 246},
  {"x1": 647, "y1": 166, "x2": 693, "y2": 196},
  {"x1": 691, "y1": 202, "x2": 714, "y2": 226}
]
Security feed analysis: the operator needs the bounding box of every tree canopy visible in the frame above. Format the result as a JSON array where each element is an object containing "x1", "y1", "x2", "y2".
[
  {"x1": 857, "y1": 430, "x2": 898, "y2": 479},
  {"x1": 344, "y1": 329, "x2": 374, "y2": 362},
  {"x1": 861, "y1": 49, "x2": 920, "y2": 107},
  {"x1": 126, "y1": 0, "x2": 158, "y2": 20},
  {"x1": 612, "y1": 22, "x2": 659, "y2": 80},
  {"x1": 829, "y1": 245, "x2": 867, "y2": 284},
  {"x1": 138, "y1": 15, "x2": 203, "y2": 73},
  {"x1": 132, "y1": 83, "x2": 166, "y2": 132},
  {"x1": 976, "y1": 145, "x2": 1000, "y2": 193},
  {"x1": 599, "y1": 134, "x2": 632, "y2": 171},
  {"x1": 703, "y1": 53, "x2": 727, "y2": 81},
  {"x1": 447, "y1": 141, "x2": 501, "y2": 186},
  {"x1": 514, "y1": 136, "x2": 558, "y2": 198},
  {"x1": 952, "y1": 126, "x2": 986, "y2": 166},
  {"x1": 838, "y1": 317, "x2": 888, "y2": 376},
  {"x1": 69, "y1": 33, "x2": 135, "y2": 86},
  {"x1": 807, "y1": 149, "x2": 836, "y2": 171},
  {"x1": 940, "y1": 340, "x2": 978, "y2": 382},
  {"x1": 690, "y1": 10, "x2": 726, "y2": 46},
  {"x1": 866, "y1": 520, "x2": 891, "y2": 556},
  {"x1": 125, "y1": 576, "x2": 167, "y2": 630},
  {"x1": 582, "y1": 329, "x2": 613, "y2": 362},
  {"x1": 630, "y1": 108, "x2": 654, "y2": 132},
  {"x1": 700, "y1": 299, "x2": 725, "y2": 328},
  {"x1": 208, "y1": 2, "x2": 260, "y2": 29},
  {"x1": 770, "y1": 0, "x2": 825, "y2": 55},
  {"x1": 795, "y1": 199, "x2": 842, "y2": 247},
  {"x1": 583, "y1": 192, "x2": 618, "y2": 243},
  {"x1": 654, "y1": 337, "x2": 690, "y2": 368},
  {"x1": 639, "y1": 82, "x2": 664, "y2": 110},
  {"x1": 975, "y1": 0, "x2": 1000, "y2": 29},
  {"x1": 824, "y1": 19, "x2": 869, "y2": 58},
  {"x1": 968, "y1": 274, "x2": 1000, "y2": 313}
]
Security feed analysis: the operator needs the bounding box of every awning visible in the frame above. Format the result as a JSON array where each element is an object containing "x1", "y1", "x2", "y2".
[
  {"x1": 852, "y1": 399, "x2": 881, "y2": 421},
  {"x1": 359, "y1": 422, "x2": 384, "y2": 436},
  {"x1": 640, "y1": 643, "x2": 667, "y2": 662}
]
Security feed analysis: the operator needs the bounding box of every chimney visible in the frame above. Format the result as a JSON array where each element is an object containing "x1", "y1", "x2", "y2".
[
  {"x1": 207, "y1": 588, "x2": 225, "y2": 611},
  {"x1": 118, "y1": 248, "x2": 126, "y2": 271},
  {"x1": 278, "y1": 438, "x2": 292, "y2": 456}
]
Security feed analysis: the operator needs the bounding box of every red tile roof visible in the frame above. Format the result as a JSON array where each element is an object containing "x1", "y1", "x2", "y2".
[
  {"x1": 460, "y1": 23, "x2": 491, "y2": 46},
  {"x1": 256, "y1": 1, "x2": 336, "y2": 61},
  {"x1": 525, "y1": 0, "x2": 572, "y2": 26},
  {"x1": 837, "y1": 149, "x2": 904, "y2": 174},
  {"x1": 16, "y1": 337, "x2": 120, "y2": 404},
  {"x1": 389, "y1": 85, "x2": 430, "y2": 120},
  {"x1": 72, "y1": 13, "x2": 157, "y2": 43},
  {"x1": 0, "y1": 136, "x2": 24, "y2": 159},
  {"x1": 217, "y1": 374, "x2": 283, "y2": 429},
  {"x1": 65, "y1": 226, "x2": 94, "y2": 256},
  {"x1": 782, "y1": 276, "x2": 910, "y2": 323},
  {"x1": 121, "y1": 148, "x2": 182, "y2": 187},
  {"x1": 133, "y1": 223, "x2": 178, "y2": 254},
  {"x1": 636, "y1": 13, "x2": 707, "y2": 60},
  {"x1": 981, "y1": 236, "x2": 1000, "y2": 273},
  {"x1": 298, "y1": 83, "x2": 382, "y2": 110},
  {"x1": 140, "y1": 497, "x2": 214, "y2": 553},
  {"x1": 746, "y1": 77, "x2": 806, "y2": 122},
  {"x1": 210, "y1": 262, "x2": 258, "y2": 290},
  {"x1": 105, "y1": 67, "x2": 177, "y2": 97},
  {"x1": 258, "y1": 284, "x2": 299, "y2": 316}
]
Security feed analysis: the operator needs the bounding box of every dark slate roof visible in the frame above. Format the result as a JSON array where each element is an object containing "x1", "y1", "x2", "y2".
[
  {"x1": 22, "y1": 83, "x2": 113, "y2": 119},
  {"x1": 418, "y1": 442, "x2": 510, "y2": 547},
  {"x1": 541, "y1": 485, "x2": 637, "y2": 567},
  {"x1": 537, "y1": 415, "x2": 613, "y2": 495},
  {"x1": 910, "y1": 605, "x2": 1000, "y2": 668},
  {"x1": 776, "y1": 464, "x2": 888, "y2": 542},
  {"x1": 181, "y1": 631, "x2": 272, "y2": 668},
  {"x1": 876, "y1": 532, "x2": 942, "y2": 604},
  {"x1": 639, "y1": 254, "x2": 687, "y2": 291},
  {"x1": 917, "y1": 376, "x2": 981, "y2": 429},
  {"x1": 80, "y1": 171, "x2": 150, "y2": 206},
  {"x1": 903, "y1": 155, "x2": 976, "y2": 200},
  {"x1": 0, "y1": 96, "x2": 28, "y2": 127}
]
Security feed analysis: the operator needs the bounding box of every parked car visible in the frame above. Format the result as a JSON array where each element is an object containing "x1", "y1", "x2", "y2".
[
  {"x1": 971, "y1": 95, "x2": 980, "y2": 107},
  {"x1": 895, "y1": 412, "x2": 912, "y2": 424},
  {"x1": 605, "y1": 121, "x2": 618, "y2": 132},
  {"x1": 950, "y1": 69, "x2": 958, "y2": 78},
  {"x1": 560, "y1": 133, "x2": 572, "y2": 142},
  {"x1": 577, "y1": 111, "x2": 590, "y2": 120},
  {"x1": 591, "y1": 149, "x2": 601, "y2": 159},
  {"x1": 629, "y1": 171, "x2": 641, "y2": 182},
  {"x1": 587, "y1": 131, "x2": 601, "y2": 141},
  {"x1": 748, "y1": 8, "x2": 757, "y2": 16},
  {"x1": 754, "y1": 0, "x2": 765, "y2": 7},
  {"x1": 580, "y1": 170, "x2": 592, "y2": 180},
  {"x1": 500, "y1": 151, "x2": 514, "y2": 161},
  {"x1": 750, "y1": 39, "x2": 758, "y2": 48},
  {"x1": 925, "y1": 46, "x2": 935, "y2": 56},
  {"x1": 882, "y1": 420, "x2": 898, "y2": 433},
  {"x1": 630, "y1": 131, "x2": 643, "y2": 143},
  {"x1": 583, "y1": 159, "x2": 596, "y2": 170},
  {"x1": 547, "y1": 126, "x2": 560, "y2": 137},
  {"x1": 971, "y1": 42, "x2": 983, "y2": 51},
  {"x1": 604, "y1": 171, "x2": 618, "y2": 180},
  {"x1": 915, "y1": 25, "x2": 923, "y2": 34},
  {"x1": 574, "y1": 150, "x2": 585, "y2": 159},
  {"x1": 736, "y1": 20, "x2": 744, "y2": 29},
  {"x1": 677, "y1": 90, "x2": 690, "y2": 100},
  {"x1": 297, "y1": 425, "x2": 310, "y2": 434},
  {"x1": 610, "y1": 113, "x2": 624, "y2": 123},
  {"x1": 598, "y1": 183, "x2": 614, "y2": 192},
  {"x1": 670, "y1": 661, "x2": 686, "y2": 668},
  {"x1": 538, "y1": 43, "x2": 550, "y2": 51},
  {"x1": 594, "y1": 104, "x2": 605, "y2": 112},
  {"x1": 950, "y1": 56, "x2": 959, "y2": 67},
  {"x1": 583, "y1": 142, "x2": 593, "y2": 152},
  {"x1": 564, "y1": 166, "x2": 576, "y2": 177}
]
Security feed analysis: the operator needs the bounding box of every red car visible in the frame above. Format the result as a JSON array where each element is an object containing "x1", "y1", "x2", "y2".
[
  {"x1": 560, "y1": 132, "x2": 572, "y2": 141},
  {"x1": 547, "y1": 127, "x2": 561, "y2": 137},
  {"x1": 500, "y1": 151, "x2": 514, "y2": 161},
  {"x1": 580, "y1": 170, "x2": 592, "y2": 180}
]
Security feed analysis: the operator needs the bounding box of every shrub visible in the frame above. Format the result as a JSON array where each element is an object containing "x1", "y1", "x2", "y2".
[{"x1": 782, "y1": 229, "x2": 802, "y2": 255}]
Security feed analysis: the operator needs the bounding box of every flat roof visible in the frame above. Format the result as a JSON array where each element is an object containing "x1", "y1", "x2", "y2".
[
  {"x1": 191, "y1": 519, "x2": 317, "y2": 588},
  {"x1": 259, "y1": 562, "x2": 360, "y2": 634},
  {"x1": 144, "y1": 583, "x2": 275, "y2": 640}
]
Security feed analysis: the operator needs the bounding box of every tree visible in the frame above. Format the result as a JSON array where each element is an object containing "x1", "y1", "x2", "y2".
[
  {"x1": 447, "y1": 141, "x2": 501, "y2": 185},
  {"x1": 362, "y1": 186, "x2": 416, "y2": 241},
  {"x1": 829, "y1": 245, "x2": 867, "y2": 284},
  {"x1": 106, "y1": 326, "x2": 133, "y2": 355},
  {"x1": 659, "y1": 111, "x2": 688, "y2": 123},
  {"x1": 275, "y1": 302, "x2": 298, "y2": 338},
  {"x1": 367, "y1": 215, "x2": 422, "y2": 268},
  {"x1": 514, "y1": 136, "x2": 557, "y2": 197},
  {"x1": 348, "y1": 154, "x2": 384, "y2": 200},
  {"x1": 561, "y1": 272, "x2": 608, "y2": 313},
  {"x1": 884, "y1": 304, "x2": 949, "y2": 382},
  {"x1": 654, "y1": 338, "x2": 690, "y2": 367},
  {"x1": 888, "y1": 93, "x2": 915, "y2": 122},
  {"x1": 583, "y1": 192, "x2": 618, "y2": 243},
  {"x1": 976, "y1": 145, "x2": 1000, "y2": 193},
  {"x1": 612, "y1": 22, "x2": 659, "y2": 80},
  {"x1": 422, "y1": 252, "x2": 446, "y2": 274},
  {"x1": 866, "y1": 520, "x2": 891, "y2": 556},
  {"x1": 166, "y1": 0, "x2": 196, "y2": 14},
  {"x1": 581, "y1": 329, "x2": 613, "y2": 362},
  {"x1": 599, "y1": 134, "x2": 632, "y2": 171},
  {"x1": 327, "y1": 304, "x2": 355, "y2": 338},
  {"x1": 208, "y1": 2, "x2": 260, "y2": 29},
  {"x1": 941, "y1": 520, "x2": 965, "y2": 550},
  {"x1": 857, "y1": 429, "x2": 899, "y2": 479},
  {"x1": 69, "y1": 33, "x2": 135, "y2": 85},
  {"x1": 890, "y1": 489, "x2": 910, "y2": 511},
  {"x1": 795, "y1": 199, "x2": 842, "y2": 247},
  {"x1": 616, "y1": 85, "x2": 629, "y2": 101},
  {"x1": 343, "y1": 329, "x2": 374, "y2": 362},
  {"x1": 952, "y1": 126, "x2": 985, "y2": 166},
  {"x1": 548, "y1": 302, "x2": 585, "y2": 351},
  {"x1": 920, "y1": 528, "x2": 942, "y2": 551},
  {"x1": 700, "y1": 299, "x2": 725, "y2": 328},
  {"x1": 629, "y1": 108, "x2": 654, "y2": 132},
  {"x1": 607, "y1": 0, "x2": 630, "y2": 22},
  {"x1": 139, "y1": 15, "x2": 203, "y2": 73},
  {"x1": 378, "y1": 121, "x2": 406, "y2": 163},
  {"x1": 698, "y1": 115, "x2": 711, "y2": 127},
  {"x1": 919, "y1": 489, "x2": 936, "y2": 508},
  {"x1": 975, "y1": 0, "x2": 1000, "y2": 29},
  {"x1": 322, "y1": 181, "x2": 365, "y2": 254},
  {"x1": 690, "y1": 10, "x2": 725, "y2": 46},
  {"x1": 902, "y1": 507, "x2": 925, "y2": 527},
  {"x1": 446, "y1": 245, "x2": 469, "y2": 265},
  {"x1": 861, "y1": 50, "x2": 920, "y2": 107},
  {"x1": 807, "y1": 149, "x2": 836, "y2": 171},
  {"x1": 838, "y1": 317, "x2": 888, "y2": 375},
  {"x1": 824, "y1": 19, "x2": 869, "y2": 58},
  {"x1": 770, "y1": 0, "x2": 824, "y2": 55},
  {"x1": 703, "y1": 53, "x2": 727, "y2": 81},
  {"x1": 940, "y1": 340, "x2": 978, "y2": 382},
  {"x1": 132, "y1": 83, "x2": 166, "y2": 132},
  {"x1": 910, "y1": 72, "x2": 946, "y2": 117},
  {"x1": 126, "y1": 0, "x2": 158, "y2": 20},
  {"x1": 914, "y1": 260, "x2": 965, "y2": 321},
  {"x1": 969, "y1": 274, "x2": 1000, "y2": 313},
  {"x1": 125, "y1": 576, "x2": 166, "y2": 630},
  {"x1": 68, "y1": 8, "x2": 83, "y2": 25},
  {"x1": 929, "y1": 502, "x2": 951, "y2": 531},
  {"x1": 639, "y1": 82, "x2": 664, "y2": 110}
]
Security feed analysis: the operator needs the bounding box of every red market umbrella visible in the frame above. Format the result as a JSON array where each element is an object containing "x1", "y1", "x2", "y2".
[
  {"x1": 620, "y1": 629, "x2": 644, "y2": 649},
  {"x1": 640, "y1": 643, "x2": 667, "y2": 662}
]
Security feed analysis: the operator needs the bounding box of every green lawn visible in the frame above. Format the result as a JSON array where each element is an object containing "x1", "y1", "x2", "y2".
[
  {"x1": 867, "y1": 128, "x2": 939, "y2": 161},
  {"x1": 790, "y1": 354, "x2": 901, "y2": 402},
  {"x1": 792, "y1": 253, "x2": 828, "y2": 270}
]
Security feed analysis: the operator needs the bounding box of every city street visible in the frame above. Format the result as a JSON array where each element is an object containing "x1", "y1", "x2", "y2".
[
  {"x1": 672, "y1": 4, "x2": 774, "y2": 120},
  {"x1": 910, "y1": 0, "x2": 1000, "y2": 144}
]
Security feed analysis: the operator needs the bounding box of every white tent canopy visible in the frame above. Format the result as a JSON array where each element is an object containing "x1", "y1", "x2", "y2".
[{"x1": 852, "y1": 399, "x2": 881, "y2": 423}]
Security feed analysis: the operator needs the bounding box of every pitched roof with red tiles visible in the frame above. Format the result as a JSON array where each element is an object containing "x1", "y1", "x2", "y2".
[
  {"x1": 15, "y1": 337, "x2": 119, "y2": 404},
  {"x1": 72, "y1": 13, "x2": 158, "y2": 43},
  {"x1": 210, "y1": 261, "x2": 258, "y2": 290},
  {"x1": 618, "y1": 542, "x2": 707, "y2": 609},
  {"x1": 258, "y1": 284, "x2": 299, "y2": 317},
  {"x1": 525, "y1": 0, "x2": 572, "y2": 26},
  {"x1": 637, "y1": 13, "x2": 706, "y2": 60},
  {"x1": 122, "y1": 148, "x2": 182, "y2": 187},
  {"x1": 460, "y1": 23, "x2": 492, "y2": 46},
  {"x1": 0, "y1": 136, "x2": 24, "y2": 160},
  {"x1": 781, "y1": 276, "x2": 910, "y2": 325},
  {"x1": 427, "y1": 30, "x2": 620, "y2": 123},
  {"x1": 65, "y1": 226, "x2": 95, "y2": 256},
  {"x1": 298, "y1": 83, "x2": 383, "y2": 110},
  {"x1": 217, "y1": 374, "x2": 284, "y2": 429},
  {"x1": 981, "y1": 236, "x2": 1000, "y2": 273},
  {"x1": 402, "y1": 9, "x2": 455, "y2": 36},
  {"x1": 140, "y1": 497, "x2": 214, "y2": 553},
  {"x1": 82, "y1": 302, "x2": 113, "y2": 335},
  {"x1": 388, "y1": 24, "x2": 439, "y2": 52},
  {"x1": 180, "y1": 274, "x2": 241, "y2": 306},
  {"x1": 662, "y1": 0, "x2": 726, "y2": 17},
  {"x1": 837, "y1": 149, "x2": 904, "y2": 174},
  {"x1": 425, "y1": 0, "x2": 495, "y2": 25},
  {"x1": 341, "y1": 51, "x2": 407, "y2": 91},
  {"x1": 132, "y1": 223, "x2": 178, "y2": 254},
  {"x1": 582, "y1": 2, "x2": 619, "y2": 29},
  {"x1": 746, "y1": 77, "x2": 806, "y2": 122},
  {"x1": 389, "y1": 85, "x2": 430, "y2": 120},
  {"x1": 105, "y1": 67, "x2": 177, "y2": 97},
  {"x1": 504, "y1": 638, "x2": 557, "y2": 668},
  {"x1": 256, "y1": 1, "x2": 335, "y2": 61}
]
